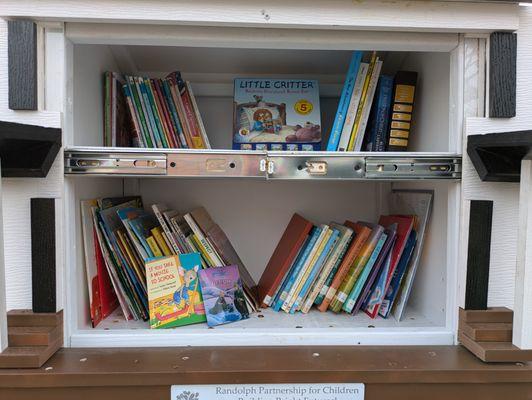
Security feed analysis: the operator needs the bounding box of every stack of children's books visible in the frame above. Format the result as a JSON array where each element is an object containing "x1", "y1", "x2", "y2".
[
  {"x1": 258, "y1": 190, "x2": 433, "y2": 319},
  {"x1": 326, "y1": 51, "x2": 418, "y2": 152},
  {"x1": 103, "y1": 71, "x2": 210, "y2": 149},
  {"x1": 81, "y1": 198, "x2": 257, "y2": 328}
]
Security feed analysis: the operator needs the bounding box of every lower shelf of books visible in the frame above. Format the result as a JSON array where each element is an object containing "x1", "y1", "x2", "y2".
[{"x1": 70, "y1": 307, "x2": 452, "y2": 347}]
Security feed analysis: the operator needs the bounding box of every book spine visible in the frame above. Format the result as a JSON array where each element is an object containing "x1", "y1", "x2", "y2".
[
  {"x1": 122, "y1": 84, "x2": 145, "y2": 148},
  {"x1": 134, "y1": 77, "x2": 158, "y2": 148},
  {"x1": 144, "y1": 78, "x2": 169, "y2": 148},
  {"x1": 104, "y1": 72, "x2": 112, "y2": 147},
  {"x1": 379, "y1": 231, "x2": 416, "y2": 318},
  {"x1": 371, "y1": 76, "x2": 394, "y2": 152},
  {"x1": 151, "y1": 227, "x2": 173, "y2": 257},
  {"x1": 387, "y1": 71, "x2": 418, "y2": 151},
  {"x1": 317, "y1": 226, "x2": 370, "y2": 312},
  {"x1": 152, "y1": 206, "x2": 181, "y2": 255},
  {"x1": 329, "y1": 227, "x2": 383, "y2": 312},
  {"x1": 302, "y1": 230, "x2": 352, "y2": 313},
  {"x1": 269, "y1": 234, "x2": 311, "y2": 310},
  {"x1": 273, "y1": 228, "x2": 320, "y2": 312},
  {"x1": 314, "y1": 235, "x2": 351, "y2": 306},
  {"x1": 152, "y1": 79, "x2": 178, "y2": 148},
  {"x1": 337, "y1": 63, "x2": 369, "y2": 152},
  {"x1": 186, "y1": 81, "x2": 211, "y2": 149},
  {"x1": 162, "y1": 80, "x2": 188, "y2": 148},
  {"x1": 127, "y1": 76, "x2": 152, "y2": 148},
  {"x1": 282, "y1": 227, "x2": 329, "y2": 312},
  {"x1": 343, "y1": 233, "x2": 387, "y2": 313},
  {"x1": 168, "y1": 76, "x2": 194, "y2": 148},
  {"x1": 184, "y1": 214, "x2": 224, "y2": 266},
  {"x1": 291, "y1": 229, "x2": 339, "y2": 313},
  {"x1": 180, "y1": 82, "x2": 206, "y2": 149},
  {"x1": 139, "y1": 77, "x2": 164, "y2": 148},
  {"x1": 326, "y1": 51, "x2": 362, "y2": 151},
  {"x1": 346, "y1": 53, "x2": 377, "y2": 152},
  {"x1": 352, "y1": 60, "x2": 383, "y2": 152}
]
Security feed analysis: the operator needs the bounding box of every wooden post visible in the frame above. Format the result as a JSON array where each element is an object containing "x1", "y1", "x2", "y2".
[
  {"x1": 513, "y1": 152, "x2": 532, "y2": 350},
  {"x1": 0, "y1": 163, "x2": 7, "y2": 352}
]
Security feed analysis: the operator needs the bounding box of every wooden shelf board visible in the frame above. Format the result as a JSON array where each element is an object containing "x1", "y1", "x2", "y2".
[
  {"x1": 458, "y1": 331, "x2": 532, "y2": 363},
  {"x1": 0, "y1": 346, "x2": 531, "y2": 389}
]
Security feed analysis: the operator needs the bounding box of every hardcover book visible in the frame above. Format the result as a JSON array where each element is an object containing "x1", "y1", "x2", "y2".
[
  {"x1": 146, "y1": 255, "x2": 185, "y2": 329},
  {"x1": 379, "y1": 229, "x2": 417, "y2": 318},
  {"x1": 175, "y1": 252, "x2": 207, "y2": 325},
  {"x1": 317, "y1": 222, "x2": 371, "y2": 312},
  {"x1": 198, "y1": 265, "x2": 249, "y2": 327},
  {"x1": 387, "y1": 71, "x2": 418, "y2": 151},
  {"x1": 364, "y1": 215, "x2": 414, "y2": 318},
  {"x1": 258, "y1": 213, "x2": 313, "y2": 307},
  {"x1": 233, "y1": 78, "x2": 321, "y2": 151},
  {"x1": 389, "y1": 190, "x2": 434, "y2": 320}
]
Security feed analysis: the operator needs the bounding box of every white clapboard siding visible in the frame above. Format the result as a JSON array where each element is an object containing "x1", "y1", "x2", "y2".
[{"x1": 0, "y1": 19, "x2": 64, "y2": 315}]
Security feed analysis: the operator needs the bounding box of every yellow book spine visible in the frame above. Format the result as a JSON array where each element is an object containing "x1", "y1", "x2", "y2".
[
  {"x1": 146, "y1": 236, "x2": 163, "y2": 258},
  {"x1": 347, "y1": 52, "x2": 377, "y2": 151},
  {"x1": 191, "y1": 234, "x2": 215, "y2": 266},
  {"x1": 151, "y1": 227, "x2": 172, "y2": 256}
]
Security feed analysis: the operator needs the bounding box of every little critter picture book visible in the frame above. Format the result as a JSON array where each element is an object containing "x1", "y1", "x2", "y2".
[
  {"x1": 233, "y1": 78, "x2": 321, "y2": 151},
  {"x1": 198, "y1": 265, "x2": 249, "y2": 327}
]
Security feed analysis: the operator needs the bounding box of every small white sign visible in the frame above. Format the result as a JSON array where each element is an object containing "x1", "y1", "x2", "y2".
[{"x1": 171, "y1": 383, "x2": 364, "y2": 400}]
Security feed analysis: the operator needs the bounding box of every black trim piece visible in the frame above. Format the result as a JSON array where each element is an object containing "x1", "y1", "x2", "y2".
[
  {"x1": 489, "y1": 32, "x2": 517, "y2": 118},
  {"x1": 31, "y1": 198, "x2": 57, "y2": 313},
  {"x1": 0, "y1": 120, "x2": 61, "y2": 178},
  {"x1": 465, "y1": 200, "x2": 493, "y2": 311},
  {"x1": 8, "y1": 20, "x2": 38, "y2": 111},
  {"x1": 467, "y1": 131, "x2": 532, "y2": 182}
]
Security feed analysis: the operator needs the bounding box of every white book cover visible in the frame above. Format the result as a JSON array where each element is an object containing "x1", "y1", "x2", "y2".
[
  {"x1": 281, "y1": 225, "x2": 329, "y2": 312},
  {"x1": 353, "y1": 60, "x2": 383, "y2": 151},
  {"x1": 337, "y1": 63, "x2": 369, "y2": 152}
]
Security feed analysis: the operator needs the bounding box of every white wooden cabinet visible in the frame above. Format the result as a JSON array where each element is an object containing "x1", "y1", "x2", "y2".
[{"x1": 0, "y1": 1, "x2": 531, "y2": 350}]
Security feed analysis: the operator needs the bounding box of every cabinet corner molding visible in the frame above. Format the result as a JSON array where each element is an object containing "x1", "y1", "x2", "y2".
[{"x1": 7, "y1": 20, "x2": 38, "y2": 111}]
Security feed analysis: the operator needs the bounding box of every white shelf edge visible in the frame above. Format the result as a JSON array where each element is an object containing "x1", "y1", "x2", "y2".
[{"x1": 70, "y1": 329, "x2": 454, "y2": 348}]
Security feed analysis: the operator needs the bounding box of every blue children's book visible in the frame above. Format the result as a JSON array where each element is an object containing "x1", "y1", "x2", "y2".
[
  {"x1": 364, "y1": 75, "x2": 394, "y2": 152},
  {"x1": 379, "y1": 230, "x2": 417, "y2": 318},
  {"x1": 326, "y1": 51, "x2": 363, "y2": 151},
  {"x1": 343, "y1": 232, "x2": 388, "y2": 314},
  {"x1": 233, "y1": 78, "x2": 321, "y2": 151},
  {"x1": 272, "y1": 226, "x2": 321, "y2": 311},
  {"x1": 290, "y1": 228, "x2": 340, "y2": 313}
]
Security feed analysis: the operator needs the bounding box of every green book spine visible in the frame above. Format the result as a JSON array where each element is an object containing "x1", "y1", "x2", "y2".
[
  {"x1": 342, "y1": 233, "x2": 387, "y2": 313},
  {"x1": 127, "y1": 76, "x2": 153, "y2": 148},
  {"x1": 329, "y1": 226, "x2": 384, "y2": 313}
]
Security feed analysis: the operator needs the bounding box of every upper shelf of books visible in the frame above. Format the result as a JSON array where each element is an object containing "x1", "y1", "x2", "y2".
[{"x1": 68, "y1": 43, "x2": 460, "y2": 167}]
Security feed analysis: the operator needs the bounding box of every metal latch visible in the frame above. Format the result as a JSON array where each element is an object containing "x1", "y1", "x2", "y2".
[
  {"x1": 305, "y1": 161, "x2": 328, "y2": 175},
  {"x1": 260, "y1": 158, "x2": 275, "y2": 175}
]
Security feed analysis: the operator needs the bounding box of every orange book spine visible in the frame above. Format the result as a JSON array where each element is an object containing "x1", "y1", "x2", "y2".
[{"x1": 317, "y1": 223, "x2": 371, "y2": 312}]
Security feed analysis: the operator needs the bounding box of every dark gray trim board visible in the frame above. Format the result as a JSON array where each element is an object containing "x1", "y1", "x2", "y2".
[
  {"x1": 467, "y1": 131, "x2": 532, "y2": 182},
  {"x1": 489, "y1": 32, "x2": 517, "y2": 118},
  {"x1": 8, "y1": 20, "x2": 37, "y2": 111},
  {"x1": 465, "y1": 200, "x2": 493, "y2": 311},
  {"x1": 31, "y1": 198, "x2": 56, "y2": 313},
  {"x1": 0, "y1": 120, "x2": 61, "y2": 178}
]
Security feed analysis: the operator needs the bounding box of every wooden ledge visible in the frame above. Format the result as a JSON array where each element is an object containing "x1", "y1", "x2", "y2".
[
  {"x1": 1, "y1": 346, "x2": 531, "y2": 399},
  {"x1": 0, "y1": 346, "x2": 531, "y2": 388}
]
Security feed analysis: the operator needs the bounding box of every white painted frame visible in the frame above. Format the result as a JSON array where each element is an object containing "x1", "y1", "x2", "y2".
[
  {"x1": 513, "y1": 154, "x2": 532, "y2": 350},
  {"x1": 0, "y1": 164, "x2": 7, "y2": 352},
  {"x1": 0, "y1": 0, "x2": 519, "y2": 32}
]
